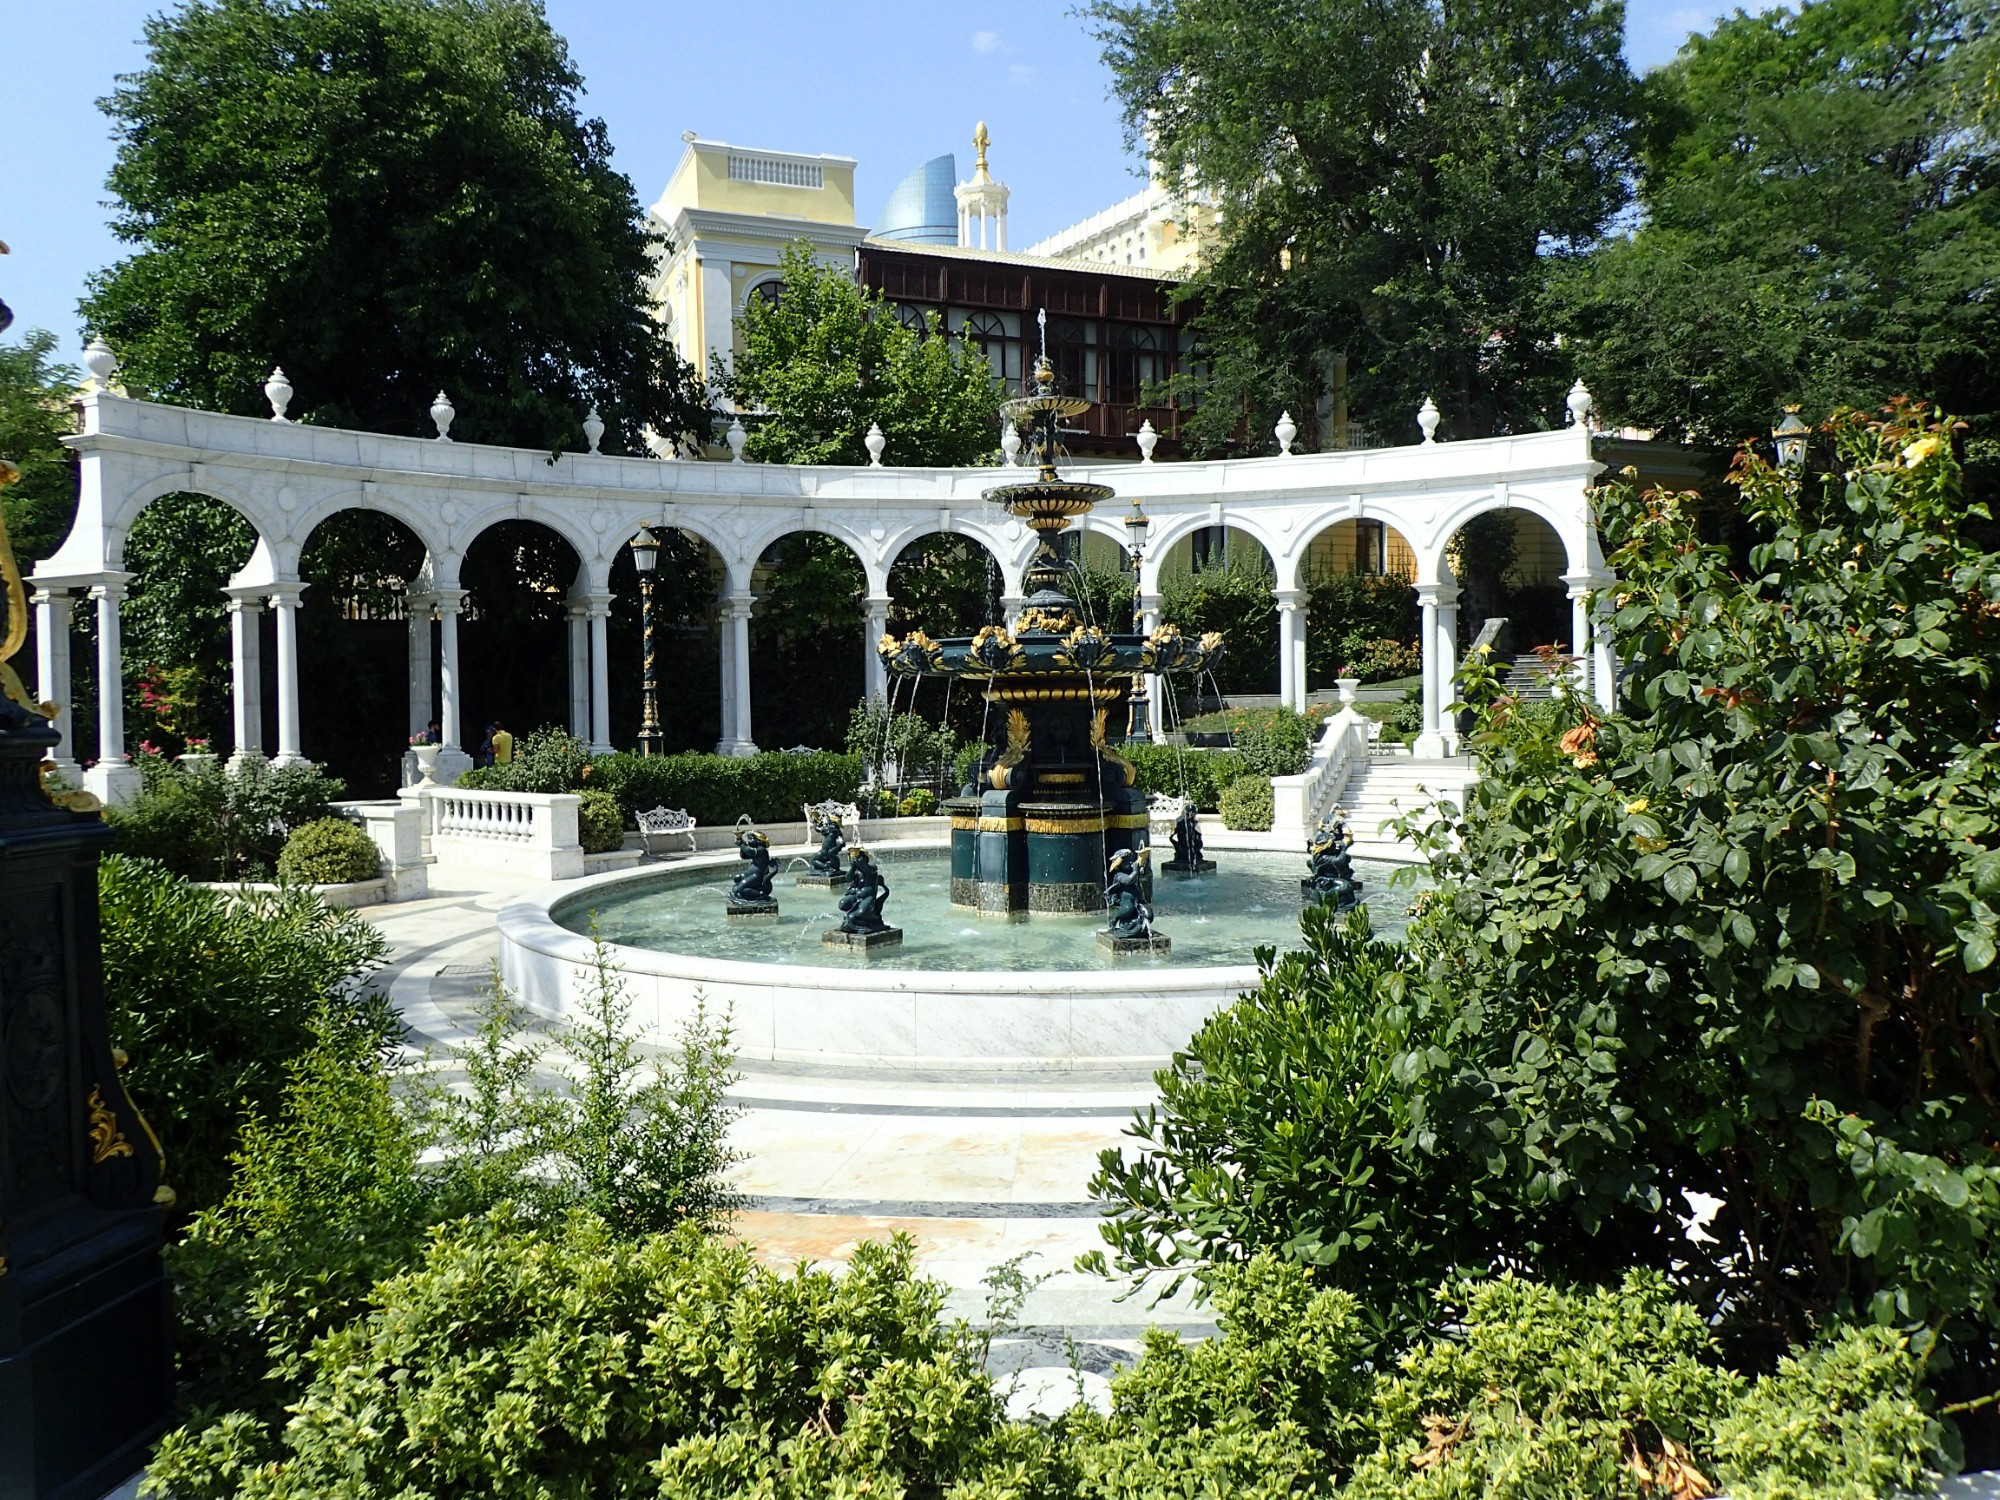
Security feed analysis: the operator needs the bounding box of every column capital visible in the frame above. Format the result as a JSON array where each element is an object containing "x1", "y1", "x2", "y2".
[
  {"x1": 431, "y1": 587, "x2": 469, "y2": 614},
  {"x1": 581, "y1": 591, "x2": 615, "y2": 618},
  {"x1": 863, "y1": 595, "x2": 892, "y2": 613},
  {"x1": 1274, "y1": 588, "x2": 1305, "y2": 609},
  {"x1": 87, "y1": 577, "x2": 132, "y2": 604},
  {"x1": 1415, "y1": 582, "x2": 1458, "y2": 608},
  {"x1": 1560, "y1": 569, "x2": 1612, "y2": 600},
  {"x1": 723, "y1": 594, "x2": 756, "y2": 620},
  {"x1": 265, "y1": 581, "x2": 309, "y2": 606},
  {"x1": 30, "y1": 585, "x2": 74, "y2": 611}
]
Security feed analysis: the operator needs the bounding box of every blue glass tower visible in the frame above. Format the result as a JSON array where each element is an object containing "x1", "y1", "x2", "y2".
[{"x1": 875, "y1": 155, "x2": 958, "y2": 244}]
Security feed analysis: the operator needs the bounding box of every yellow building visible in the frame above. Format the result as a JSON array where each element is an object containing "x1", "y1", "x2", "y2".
[{"x1": 648, "y1": 133, "x2": 866, "y2": 388}]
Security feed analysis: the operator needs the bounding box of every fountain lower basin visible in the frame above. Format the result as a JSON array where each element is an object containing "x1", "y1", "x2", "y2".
[{"x1": 496, "y1": 842, "x2": 1420, "y2": 1073}]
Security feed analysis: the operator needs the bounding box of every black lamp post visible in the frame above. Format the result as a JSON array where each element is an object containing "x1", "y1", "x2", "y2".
[
  {"x1": 1773, "y1": 407, "x2": 1810, "y2": 470},
  {"x1": 630, "y1": 526, "x2": 663, "y2": 756},
  {"x1": 1124, "y1": 495, "x2": 1151, "y2": 740}
]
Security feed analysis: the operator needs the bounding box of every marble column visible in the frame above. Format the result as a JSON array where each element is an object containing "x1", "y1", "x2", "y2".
[
  {"x1": 1413, "y1": 585, "x2": 1446, "y2": 759},
  {"x1": 863, "y1": 595, "x2": 891, "y2": 705},
  {"x1": 715, "y1": 600, "x2": 736, "y2": 756},
  {"x1": 435, "y1": 590, "x2": 464, "y2": 751},
  {"x1": 83, "y1": 578, "x2": 141, "y2": 806},
  {"x1": 32, "y1": 589, "x2": 79, "y2": 780},
  {"x1": 1275, "y1": 589, "x2": 1306, "y2": 714},
  {"x1": 1140, "y1": 593, "x2": 1165, "y2": 743},
  {"x1": 1001, "y1": 593, "x2": 1025, "y2": 631},
  {"x1": 267, "y1": 584, "x2": 308, "y2": 766},
  {"x1": 586, "y1": 594, "x2": 613, "y2": 755},
  {"x1": 566, "y1": 600, "x2": 590, "y2": 740},
  {"x1": 1563, "y1": 570, "x2": 1613, "y2": 707},
  {"x1": 226, "y1": 591, "x2": 266, "y2": 770},
  {"x1": 406, "y1": 593, "x2": 433, "y2": 739},
  {"x1": 721, "y1": 595, "x2": 757, "y2": 755},
  {"x1": 1436, "y1": 585, "x2": 1461, "y2": 755}
]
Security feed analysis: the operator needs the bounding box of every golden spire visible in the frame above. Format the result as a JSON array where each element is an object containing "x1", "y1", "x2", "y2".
[{"x1": 972, "y1": 120, "x2": 992, "y2": 183}]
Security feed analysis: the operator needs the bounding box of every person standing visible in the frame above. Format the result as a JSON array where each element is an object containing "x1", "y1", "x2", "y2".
[{"x1": 491, "y1": 720, "x2": 514, "y2": 766}]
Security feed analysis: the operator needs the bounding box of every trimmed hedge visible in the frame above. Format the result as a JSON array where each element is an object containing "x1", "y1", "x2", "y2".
[
  {"x1": 1126, "y1": 743, "x2": 1243, "y2": 812},
  {"x1": 588, "y1": 751, "x2": 863, "y2": 827},
  {"x1": 276, "y1": 818, "x2": 381, "y2": 885}
]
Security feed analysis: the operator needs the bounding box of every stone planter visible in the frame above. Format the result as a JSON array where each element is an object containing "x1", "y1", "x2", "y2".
[
  {"x1": 177, "y1": 751, "x2": 218, "y2": 773},
  {"x1": 410, "y1": 743, "x2": 441, "y2": 786},
  {"x1": 1335, "y1": 677, "x2": 1361, "y2": 708}
]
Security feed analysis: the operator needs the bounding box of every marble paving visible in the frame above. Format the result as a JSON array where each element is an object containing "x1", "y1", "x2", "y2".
[{"x1": 362, "y1": 873, "x2": 1216, "y2": 1359}]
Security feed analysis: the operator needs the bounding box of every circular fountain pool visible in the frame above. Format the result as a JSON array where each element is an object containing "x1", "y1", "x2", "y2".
[{"x1": 496, "y1": 841, "x2": 1421, "y2": 1073}]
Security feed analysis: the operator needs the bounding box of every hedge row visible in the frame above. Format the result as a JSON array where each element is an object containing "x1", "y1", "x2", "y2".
[
  {"x1": 586, "y1": 751, "x2": 864, "y2": 827},
  {"x1": 1126, "y1": 743, "x2": 1243, "y2": 812}
]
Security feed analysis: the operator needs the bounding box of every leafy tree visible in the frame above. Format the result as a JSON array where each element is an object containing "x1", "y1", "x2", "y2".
[
  {"x1": 119, "y1": 492, "x2": 255, "y2": 749},
  {"x1": 0, "y1": 330, "x2": 80, "y2": 566},
  {"x1": 1160, "y1": 549, "x2": 1278, "y2": 695},
  {"x1": 1563, "y1": 0, "x2": 1999, "y2": 465},
  {"x1": 724, "y1": 242, "x2": 1000, "y2": 465},
  {"x1": 747, "y1": 532, "x2": 866, "y2": 749},
  {"x1": 1087, "y1": 0, "x2": 1637, "y2": 453},
  {"x1": 83, "y1": 0, "x2": 709, "y2": 453}
]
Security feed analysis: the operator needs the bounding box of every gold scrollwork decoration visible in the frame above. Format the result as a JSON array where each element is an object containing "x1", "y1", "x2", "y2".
[
  {"x1": 87, "y1": 1086, "x2": 134, "y2": 1164},
  {"x1": 1055, "y1": 625, "x2": 1119, "y2": 674},
  {"x1": 988, "y1": 708, "x2": 1032, "y2": 790},
  {"x1": 1091, "y1": 708, "x2": 1138, "y2": 785}
]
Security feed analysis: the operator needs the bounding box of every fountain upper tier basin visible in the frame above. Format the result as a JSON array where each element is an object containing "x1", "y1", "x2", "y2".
[{"x1": 496, "y1": 842, "x2": 1422, "y2": 1073}]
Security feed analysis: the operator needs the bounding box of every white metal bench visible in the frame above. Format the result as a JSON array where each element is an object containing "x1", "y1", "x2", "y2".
[
  {"x1": 636, "y1": 806, "x2": 698, "y2": 857},
  {"x1": 803, "y1": 798, "x2": 862, "y2": 842}
]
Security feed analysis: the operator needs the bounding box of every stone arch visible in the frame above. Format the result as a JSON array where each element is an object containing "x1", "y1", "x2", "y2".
[
  {"x1": 1439, "y1": 504, "x2": 1576, "y2": 656},
  {"x1": 281, "y1": 487, "x2": 451, "y2": 581},
  {"x1": 736, "y1": 516, "x2": 884, "y2": 597},
  {"x1": 1146, "y1": 520, "x2": 1278, "y2": 699},
  {"x1": 884, "y1": 531, "x2": 1004, "y2": 637},
  {"x1": 1293, "y1": 512, "x2": 1422, "y2": 694},
  {"x1": 746, "y1": 527, "x2": 869, "y2": 751},
  {"x1": 104, "y1": 472, "x2": 273, "y2": 573},
  {"x1": 610, "y1": 522, "x2": 728, "y2": 753},
  {"x1": 458, "y1": 517, "x2": 585, "y2": 747},
  {"x1": 294, "y1": 507, "x2": 432, "y2": 793}
]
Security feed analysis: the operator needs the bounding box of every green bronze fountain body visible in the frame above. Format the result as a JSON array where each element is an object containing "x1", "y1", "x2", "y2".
[{"x1": 878, "y1": 338, "x2": 1221, "y2": 914}]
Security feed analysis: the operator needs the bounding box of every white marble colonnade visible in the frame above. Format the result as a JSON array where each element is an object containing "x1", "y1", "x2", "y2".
[{"x1": 38, "y1": 385, "x2": 1611, "y2": 803}]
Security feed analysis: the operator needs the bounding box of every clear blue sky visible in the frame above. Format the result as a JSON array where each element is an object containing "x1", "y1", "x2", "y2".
[{"x1": 0, "y1": 0, "x2": 1742, "y2": 357}]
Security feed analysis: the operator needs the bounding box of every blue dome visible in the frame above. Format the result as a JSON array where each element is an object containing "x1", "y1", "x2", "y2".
[{"x1": 875, "y1": 155, "x2": 957, "y2": 244}]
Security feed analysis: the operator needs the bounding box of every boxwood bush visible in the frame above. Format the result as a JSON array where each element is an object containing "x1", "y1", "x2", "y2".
[
  {"x1": 576, "y1": 788, "x2": 625, "y2": 853},
  {"x1": 275, "y1": 818, "x2": 380, "y2": 885},
  {"x1": 1127, "y1": 743, "x2": 1242, "y2": 811},
  {"x1": 1219, "y1": 773, "x2": 1275, "y2": 831},
  {"x1": 588, "y1": 750, "x2": 862, "y2": 826}
]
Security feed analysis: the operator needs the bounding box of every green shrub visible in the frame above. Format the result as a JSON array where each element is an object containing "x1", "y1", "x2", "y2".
[
  {"x1": 898, "y1": 787, "x2": 938, "y2": 817},
  {"x1": 1127, "y1": 743, "x2": 1242, "y2": 811},
  {"x1": 575, "y1": 788, "x2": 625, "y2": 853},
  {"x1": 588, "y1": 750, "x2": 862, "y2": 826},
  {"x1": 498, "y1": 725, "x2": 591, "y2": 793},
  {"x1": 98, "y1": 855, "x2": 391, "y2": 1217},
  {"x1": 1336, "y1": 635, "x2": 1422, "y2": 683},
  {"x1": 275, "y1": 818, "x2": 380, "y2": 885},
  {"x1": 874, "y1": 786, "x2": 900, "y2": 818},
  {"x1": 1234, "y1": 706, "x2": 1316, "y2": 777},
  {"x1": 451, "y1": 765, "x2": 502, "y2": 790},
  {"x1": 149, "y1": 1214, "x2": 1048, "y2": 1500},
  {"x1": 107, "y1": 756, "x2": 346, "y2": 881},
  {"x1": 155, "y1": 937, "x2": 744, "y2": 1453},
  {"x1": 1219, "y1": 773, "x2": 1274, "y2": 830}
]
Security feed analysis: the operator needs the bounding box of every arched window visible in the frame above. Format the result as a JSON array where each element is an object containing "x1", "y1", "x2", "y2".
[
  {"x1": 747, "y1": 278, "x2": 783, "y2": 311},
  {"x1": 959, "y1": 310, "x2": 1021, "y2": 388},
  {"x1": 1107, "y1": 324, "x2": 1164, "y2": 405},
  {"x1": 892, "y1": 302, "x2": 930, "y2": 333},
  {"x1": 1048, "y1": 318, "x2": 1097, "y2": 401}
]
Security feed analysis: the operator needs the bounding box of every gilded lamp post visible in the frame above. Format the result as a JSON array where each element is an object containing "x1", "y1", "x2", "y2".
[
  {"x1": 1124, "y1": 494, "x2": 1151, "y2": 740},
  {"x1": 630, "y1": 526, "x2": 663, "y2": 756}
]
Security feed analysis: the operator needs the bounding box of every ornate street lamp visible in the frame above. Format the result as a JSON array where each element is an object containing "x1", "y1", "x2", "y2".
[
  {"x1": 1773, "y1": 407, "x2": 1809, "y2": 470},
  {"x1": 629, "y1": 526, "x2": 664, "y2": 756},
  {"x1": 1124, "y1": 495, "x2": 1152, "y2": 739}
]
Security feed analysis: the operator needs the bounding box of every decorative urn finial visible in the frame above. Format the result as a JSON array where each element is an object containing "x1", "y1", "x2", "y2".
[
  {"x1": 1001, "y1": 421, "x2": 1022, "y2": 466},
  {"x1": 1566, "y1": 378, "x2": 1592, "y2": 429},
  {"x1": 726, "y1": 415, "x2": 747, "y2": 463},
  {"x1": 582, "y1": 405, "x2": 604, "y2": 453},
  {"x1": 83, "y1": 335, "x2": 118, "y2": 391},
  {"x1": 1274, "y1": 410, "x2": 1297, "y2": 455},
  {"x1": 865, "y1": 422, "x2": 887, "y2": 467},
  {"x1": 430, "y1": 390, "x2": 456, "y2": 441},
  {"x1": 264, "y1": 366, "x2": 293, "y2": 422},
  {"x1": 1136, "y1": 418, "x2": 1159, "y2": 464},
  {"x1": 1417, "y1": 395, "x2": 1441, "y2": 444}
]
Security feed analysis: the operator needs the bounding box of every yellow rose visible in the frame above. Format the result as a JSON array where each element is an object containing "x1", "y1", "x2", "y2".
[
  {"x1": 1623, "y1": 798, "x2": 1650, "y2": 815},
  {"x1": 1901, "y1": 435, "x2": 1944, "y2": 467}
]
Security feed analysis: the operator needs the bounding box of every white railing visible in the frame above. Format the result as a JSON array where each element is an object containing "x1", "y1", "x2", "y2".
[
  {"x1": 1270, "y1": 709, "x2": 1370, "y2": 839},
  {"x1": 407, "y1": 786, "x2": 584, "y2": 880}
]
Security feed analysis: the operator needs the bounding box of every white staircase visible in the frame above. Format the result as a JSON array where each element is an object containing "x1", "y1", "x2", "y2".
[{"x1": 1332, "y1": 751, "x2": 1480, "y2": 859}]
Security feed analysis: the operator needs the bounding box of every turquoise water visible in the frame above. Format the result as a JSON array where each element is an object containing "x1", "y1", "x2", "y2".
[{"x1": 556, "y1": 849, "x2": 1420, "y2": 973}]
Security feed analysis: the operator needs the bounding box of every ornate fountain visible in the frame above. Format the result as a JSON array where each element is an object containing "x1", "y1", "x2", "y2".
[{"x1": 878, "y1": 332, "x2": 1221, "y2": 917}]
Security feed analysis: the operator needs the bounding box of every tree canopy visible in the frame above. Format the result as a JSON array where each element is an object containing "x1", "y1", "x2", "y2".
[
  {"x1": 0, "y1": 331, "x2": 81, "y2": 567},
  {"x1": 82, "y1": 0, "x2": 709, "y2": 453},
  {"x1": 1562, "y1": 0, "x2": 1999, "y2": 462},
  {"x1": 723, "y1": 242, "x2": 1000, "y2": 466},
  {"x1": 1087, "y1": 0, "x2": 1638, "y2": 453}
]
